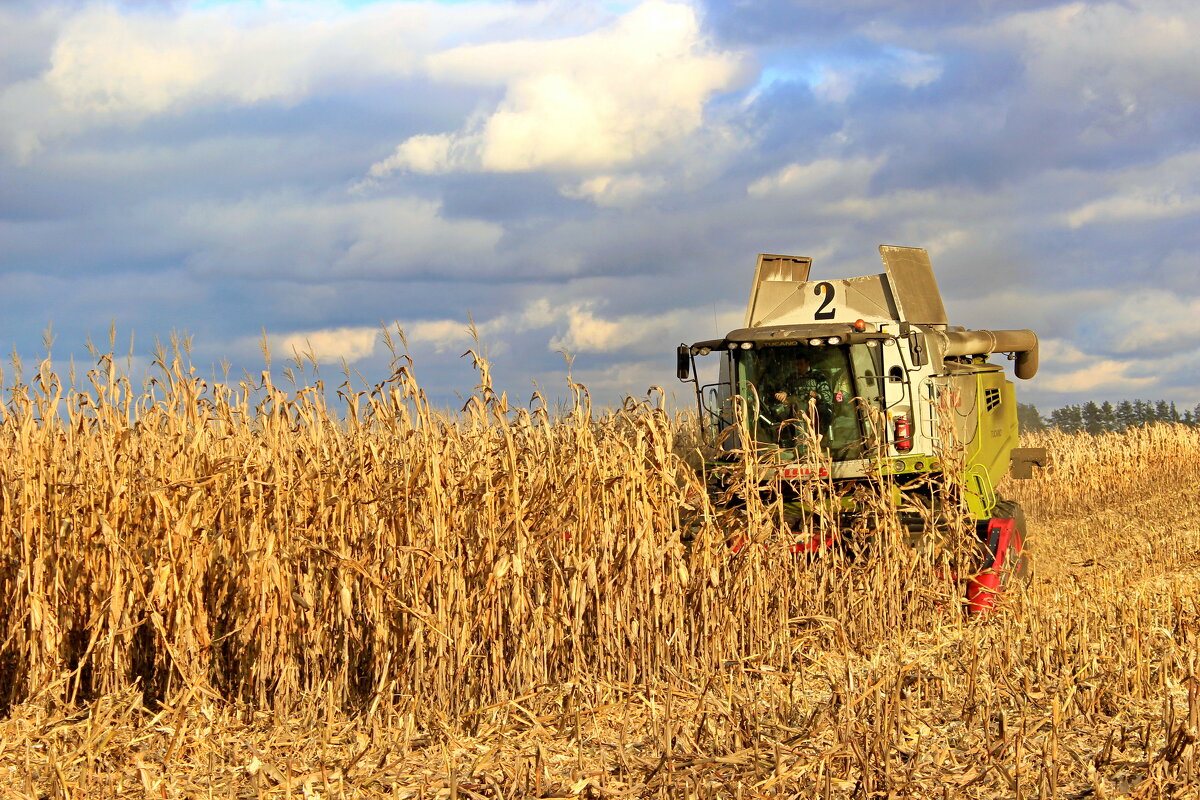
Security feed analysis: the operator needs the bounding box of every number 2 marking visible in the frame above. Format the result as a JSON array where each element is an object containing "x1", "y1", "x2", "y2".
[{"x1": 814, "y1": 282, "x2": 836, "y2": 320}]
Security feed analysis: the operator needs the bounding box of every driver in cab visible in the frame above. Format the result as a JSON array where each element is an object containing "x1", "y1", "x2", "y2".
[{"x1": 769, "y1": 353, "x2": 834, "y2": 427}]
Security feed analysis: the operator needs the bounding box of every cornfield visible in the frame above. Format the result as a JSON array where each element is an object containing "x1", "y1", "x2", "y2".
[{"x1": 1, "y1": 343, "x2": 1198, "y2": 798}]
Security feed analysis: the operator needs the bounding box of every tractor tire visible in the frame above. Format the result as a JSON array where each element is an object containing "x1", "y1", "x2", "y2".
[
  {"x1": 967, "y1": 497, "x2": 1032, "y2": 613},
  {"x1": 990, "y1": 497, "x2": 1031, "y2": 584}
]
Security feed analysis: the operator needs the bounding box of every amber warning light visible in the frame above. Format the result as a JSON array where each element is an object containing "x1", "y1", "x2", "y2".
[{"x1": 853, "y1": 319, "x2": 867, "y2": 332}]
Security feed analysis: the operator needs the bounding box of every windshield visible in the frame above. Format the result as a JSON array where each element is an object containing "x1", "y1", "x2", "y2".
[{"x1": 735, "y1": 343, "x2": 883, "y2": 460}]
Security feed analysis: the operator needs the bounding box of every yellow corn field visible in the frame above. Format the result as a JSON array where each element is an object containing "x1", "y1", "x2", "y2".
[{"x1": 1, "y1": 344, "x2": 1198, "y2": 798}]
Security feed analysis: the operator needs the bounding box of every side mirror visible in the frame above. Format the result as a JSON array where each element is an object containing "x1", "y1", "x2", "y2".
[
  {"x1": 677, "y1": 345, "x2": 691, "y2": 380},
  {"x1": 909, "y1": 331, "x2": 927, "y2": 367}
]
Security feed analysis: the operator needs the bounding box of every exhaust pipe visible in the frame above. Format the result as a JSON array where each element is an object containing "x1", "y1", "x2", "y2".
[{"x1": 937, "y1": 329, "x2": 1039, "y2": 380}]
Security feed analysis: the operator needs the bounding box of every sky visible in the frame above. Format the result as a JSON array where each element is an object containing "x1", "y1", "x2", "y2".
[{"x1": 1, "y1": 0, "x2": 1198, "y2": 411}]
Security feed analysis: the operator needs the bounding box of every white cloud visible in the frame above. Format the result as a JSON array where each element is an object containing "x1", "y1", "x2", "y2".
[
  {"x1": 1038, "y1": 338, "x2": 1094, "y2": 368},
  {"x1": 547, "y1": 303, "x2": 742, "y2": 355},
  {"x1": 806, "y1": 48, "x2": 942, "y2": 103},
  {"x1": 1093, "y1": 290, "x2": 1200, "y2": 355},
  {"x1": 402, "y1": 319, "x2": 477, "y2": 352},
  {"x1": 549, "y1": 306, "x2": 631, "y2": 353},
  {"x1": 368, "y1": 1, "x2": 746, "y2": 176},
  {"x1": 273, "y1": 326, "x2": 382, "y2": 364},
  {"x1": 893, "y1": 48, "x2": 943, "y2": 89},
  {"x1": 1062, "y1": 149, "x2": 1200, "y2": 228},
  {"x1": 0, "y1": 0, "x2": 538, "y2": 155},
  {"x1": 744, "y1": 157, "x2": 999, "y2": 256},
  {"x1": 181, "y1": 194, "x2": 503, "y2": 279},
  {"x1": 4, "y1": 0, "x2": 749, "y2": 175},
  {"x1": 376, "y1": 133, "x2": 456, "y2": 175},
  {"x1": 253, "y1": 300, "x2": 561, "y2": 365},
  {"x1": 949, "y1": 288, "x2": 1117, "y2": 337},
  {"x1": 37, "y1": 3, "x2": 455, "y2": 117},
  {"x1": 1065, "y1": 191, "x2": 1200, "y2": 228},
  {"x1": 747, "y1": 157, "x2": 882, "y2": 199},
  {"x1": 1001, "y1": 1, "x2": 1200, "y2": 124},
  {"x1": 560, "y1": 173, "x2": 667, "y2": 207},
  {"x1": 415, "y1": 299, "x2": 562, "y2": 353},
  {"x1": 1039, "y1": 360, "x2": 1156, "y2": 394},
  {"x1": 1037, "y1": 338, "x2": 1155, "y2": 393},
  {"x1": 256, "y1": 299, "x2": 740, "y2": 366},
  {"x1": 543, "y1": 358, "x2": 673, "y2": 400}
]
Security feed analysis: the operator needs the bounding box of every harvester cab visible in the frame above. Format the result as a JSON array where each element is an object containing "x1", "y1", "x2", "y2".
[{"x1": 677, "y1": 246, "x2": 1045, "y2": 607}]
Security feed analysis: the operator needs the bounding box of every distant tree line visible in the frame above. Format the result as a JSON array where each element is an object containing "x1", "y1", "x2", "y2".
[{"x1": 1017, "y1": 400, "x2": 1200, "y2": 434}]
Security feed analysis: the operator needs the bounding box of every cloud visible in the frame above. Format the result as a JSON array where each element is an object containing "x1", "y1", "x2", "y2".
[
  {"x1": 39, "y1": 4, "x2": 435, "y2": 117},
  {"x1": 747, "y1": 156, "x2": 882, "y2": 198},
  {"x1": 806, "y1": 47, "x2": 942, "y2": 103},
  {"x1": 266, "y1": 300, "x2": 562, "y2": 363},
  {"x1": 1038, "y1": 338, "x2": 1093, "y2": 369},
  {"x1": 272, "y1": 326, "x2": 382, "y2": 364},
  {"x1": 542, "y1": 358, "x2": 674, "y2": 400},
  {"x1": 404, "y1": 300, "x2": 561, "y2": 354},
  {"x1": 5, "y1": 0, "x2": 1200, "y2": 412},
  {"x1": 253, "y1": 318, "x2": 486, "y2": 366},
  {"x1": 1066, "y1": 191, "x2": 1200, "y2": 229},
  {"x1": 0, "y1": 0, "x2": 534, "y2": 156},
  {"x1": 1038, "y1": 360, "x2": 1156, "y2": 394},
  {"x1": 181, "y1": 194, "x2": 503, "y2": 279},
  {"x1": 548, "y1": 303, "x2": 743, "y2": 355},
  {"x1": 701, "y1": 0, "x2": 1066, "y2": 45},
  {"x1": 245, "y1": 298, "x2": 739, "y2": 369},
  {"x1": 549, "y1": 306, "x2": 646, "y2": 353},
  {"x1": 1080, "y1": 289, "x2": 1200, "y2": 356},
  {"x1": 1004, "y1": 1, "x2": 1200, "y2": 120},
  {"x1": 0, "y1": 5, "x2": 59, "y2": 86},
  {"x1": 560, "y1": 173, "x2": 667, "y2": 207},
  {"x1": 368, "y1": 1, "x2": 746, "y2": 176},
  {"x1": 1036, "y1": 338, "x2": 1155, "y2": 394},
  {"x1": 400, "y1": 300, "x2": 695, "y2": 357},
  {"x1": 1063, "y1": 149, "x2": 1200, "y2": 228},
  {"x1": 948, "y1": 287, "x2": 1116, "y2": 340}
]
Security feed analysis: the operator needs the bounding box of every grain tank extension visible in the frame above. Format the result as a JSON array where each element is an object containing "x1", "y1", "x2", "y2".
[{"x1": 676, "y1": 246, "x2": 1046, "y2": 611}]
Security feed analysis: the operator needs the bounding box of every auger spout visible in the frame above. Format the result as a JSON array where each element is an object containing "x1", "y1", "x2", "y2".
[{"x1": 938, "y1": 329, "x2": 1039, "y2": 379}]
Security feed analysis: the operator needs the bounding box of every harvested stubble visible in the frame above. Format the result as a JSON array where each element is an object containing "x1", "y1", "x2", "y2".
[{"x1": 1, "y1": 348, "x2": 1199, "y2": 798}]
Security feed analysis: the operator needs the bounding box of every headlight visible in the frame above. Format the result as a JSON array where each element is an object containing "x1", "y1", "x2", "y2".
[
  {"x1": 826, "y1": 336, "x2": 842, "y2": 345},
  {"x1": 808, "y1": 338, "x2": 823, "y2": 346},
  {"x1": 739, "y1": 342, "x2": 753, "y2": 350}
]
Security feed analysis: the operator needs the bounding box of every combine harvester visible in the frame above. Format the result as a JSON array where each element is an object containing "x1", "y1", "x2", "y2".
[{"x1": 676, "y1": 246, "x2": 1045, "y2": 611}]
